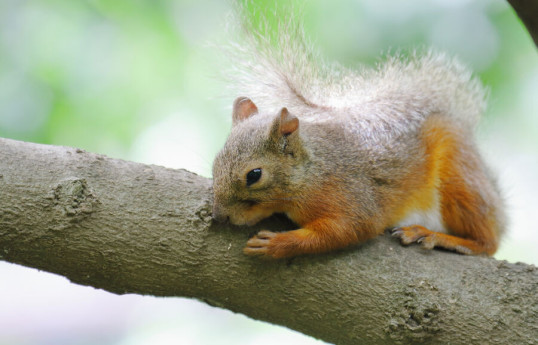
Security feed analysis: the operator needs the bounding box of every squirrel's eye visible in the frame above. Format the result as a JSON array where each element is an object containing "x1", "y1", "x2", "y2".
[{"x1": 246, "y1": 168, "x2": 262, "y2": 186}]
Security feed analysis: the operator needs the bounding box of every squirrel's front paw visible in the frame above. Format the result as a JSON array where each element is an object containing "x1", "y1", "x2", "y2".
[{"x1": 244, "y1": 230, "x2": 278, "y2": 258}]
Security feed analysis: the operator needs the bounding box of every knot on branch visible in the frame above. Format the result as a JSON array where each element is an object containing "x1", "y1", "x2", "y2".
[
  {"x1": 51, "y1": 177, "x2": 100, "y2": 221},
  {"x1": 385, "y1": 280, "x2": 441, "y2": 343}
]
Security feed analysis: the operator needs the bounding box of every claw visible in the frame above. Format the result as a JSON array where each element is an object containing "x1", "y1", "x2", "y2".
[
  {"x1": 419, "y1": 235, "x2": 436, "y2": 250},
  {"x1": 390, "y1": 227, "x2": 404, "y2": 237}
]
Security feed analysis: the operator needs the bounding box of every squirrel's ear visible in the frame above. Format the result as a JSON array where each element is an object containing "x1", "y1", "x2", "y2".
[
  {"x1": 278, "y1": 107, "x2": 299, "y2": 136},
  {"x1": 271, "y1": 108, "x2": 304, "y2": 156},
  {"x1": 232, "y1": 97, "x2": 258, "y2": 125}
]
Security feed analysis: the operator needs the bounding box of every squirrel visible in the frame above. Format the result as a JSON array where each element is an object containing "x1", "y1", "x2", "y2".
[{"x1": 211, "y1": 14, "x2": 506, "y2": 259}]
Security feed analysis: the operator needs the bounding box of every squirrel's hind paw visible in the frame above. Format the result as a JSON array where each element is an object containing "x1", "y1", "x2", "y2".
[
  {"x1": 390, "y1": 225, "x2": 487, "y2": 255},
  {"x1": 390, "y1": 225, "x2": 437, "y2": 250}
]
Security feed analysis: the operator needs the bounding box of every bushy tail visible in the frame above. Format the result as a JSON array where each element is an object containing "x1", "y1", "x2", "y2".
[{"x1": 223, "y1": 6, "x2": 487, "y2": 131}]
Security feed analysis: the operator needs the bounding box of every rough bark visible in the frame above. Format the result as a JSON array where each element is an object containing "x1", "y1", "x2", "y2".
[
  {"x1": 0, "y1": 137, "x2": 536, "y2": 345},
  {"x1": 508, "y1": 0, "x2": 538, "y2": 47}
]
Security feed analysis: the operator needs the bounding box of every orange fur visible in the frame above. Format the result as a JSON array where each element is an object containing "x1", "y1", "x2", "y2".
[
  {"x1": 245, "y1": 181, "x2": 365, "y2": 258},
  {"x1": 393, "y1": 116, "x2": 500, "y2": 255}
]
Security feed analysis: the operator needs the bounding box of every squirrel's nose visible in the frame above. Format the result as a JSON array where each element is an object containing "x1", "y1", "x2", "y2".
[{"x1": 212, "y1": 204, "x2": 229, "y2": 223}]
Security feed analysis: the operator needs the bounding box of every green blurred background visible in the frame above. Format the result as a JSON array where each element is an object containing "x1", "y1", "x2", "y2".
[{"x1": 0, "y1": 0, "x2": 536, "y2": 344}]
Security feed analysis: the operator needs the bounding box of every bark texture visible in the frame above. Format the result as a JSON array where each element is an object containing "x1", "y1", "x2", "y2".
[{"x1": 0, "y1": 137, "x2": 537, "y2": 345}]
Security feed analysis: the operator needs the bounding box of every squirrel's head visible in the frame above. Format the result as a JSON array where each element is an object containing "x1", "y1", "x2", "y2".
[{"x1": 212, "y1": 97, "x2": 307, "y2": 225}]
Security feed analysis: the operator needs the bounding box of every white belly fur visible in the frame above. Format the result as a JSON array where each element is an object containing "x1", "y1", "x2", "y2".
[{"x1": 395, "y1": 192, "x2": 447, "y2": 233}]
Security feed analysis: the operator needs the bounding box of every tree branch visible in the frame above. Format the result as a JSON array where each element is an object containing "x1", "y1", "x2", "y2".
[
  {"x1": 0, "y1": 137, "x2": 536, "y2": 344},
  {"x1": 507, "y1": 0, "x2": 538, "y2": 47}
]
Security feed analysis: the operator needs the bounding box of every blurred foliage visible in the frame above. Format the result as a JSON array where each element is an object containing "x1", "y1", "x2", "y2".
[{"x1": 0, "y1": 0, "x2": 230, "y2": 166}]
